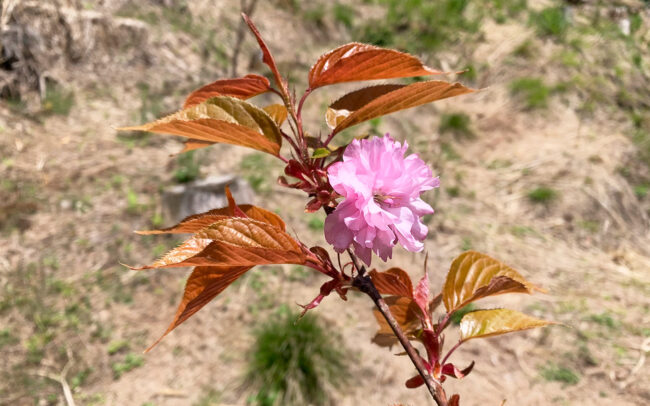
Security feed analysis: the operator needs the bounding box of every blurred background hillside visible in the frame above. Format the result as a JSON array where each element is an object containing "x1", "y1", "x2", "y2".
[{"x1": 1, "y1": 0, "x2": 649, "y2": 405}]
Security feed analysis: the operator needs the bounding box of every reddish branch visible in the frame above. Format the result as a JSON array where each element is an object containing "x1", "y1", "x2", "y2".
[{"x1": 348, "y1": 253, "x2": 449, "y2": 406}]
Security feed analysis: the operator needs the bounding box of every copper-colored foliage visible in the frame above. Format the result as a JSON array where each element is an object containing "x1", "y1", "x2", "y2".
[
  {"x1": 146, "y1": 265, "x2": 252, "y2": 352},
  {"x1": 183, "y1": 74, "x2": 270, "y2": 109},
  {"x1": 333, "y1": 80, "x2": 475, "y2": 134},
  {"x1": 459, "y1": 309, "x2": 554, "y2": 342},
  {"x1": 330, "y1": 84, "x2": 405, "y2": 111},
  {"x1": 136, "y1": 204, "x2": 285, "y2": 235},
  {"x1": 178, "y1": 139, "x2": 214, "y2": 153},
  {"x1": 141, "y1": 191, "x2": 305, "y2": 350},
  {"x1": 372, "y1": 295, "x2": 420, "y2": 347},
  {"x1": 133, "y1": 218, "x2": 305, "y2": 270},
  {"x1": 119, "y1": 97, "x2": 282, "y2": 156},
  {"x1": 309, "y1": 43, "x2": 442, "y2": 89},
  {"x1": 262, "y1": 103, "x2": 288, "y2": 126},
  {"x1": 369, "y1": 267, "x2": 413, "y2": 298},
  {"x1": 325, "y1": 84, "x2": 404, "y2": 129},
  {"x1": 443, "y1": 251, "x2": 543, "y2": 313}
]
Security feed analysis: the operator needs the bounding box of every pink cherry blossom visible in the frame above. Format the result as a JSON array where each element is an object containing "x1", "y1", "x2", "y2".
[{"x1": 324, "y1": 134, "x2": 439, "y2": 265}]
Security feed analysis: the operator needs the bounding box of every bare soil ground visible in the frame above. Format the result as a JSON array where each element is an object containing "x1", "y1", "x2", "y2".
[{"x1": 1, "y1": 1, "x2": 649, "y2": 405}]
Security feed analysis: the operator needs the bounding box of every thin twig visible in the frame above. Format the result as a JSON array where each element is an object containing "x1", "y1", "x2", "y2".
[
  {"x1": 348, "y1": 252, "x2": 448, "y2": 406},
  {"x1": 34, "y1": 349, "x2": 76, "y2": 406}
]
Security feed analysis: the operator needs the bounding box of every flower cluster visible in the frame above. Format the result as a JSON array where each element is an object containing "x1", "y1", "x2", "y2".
[{"x1": 324, "y1": 134, "x2": 439, "y2": 265}]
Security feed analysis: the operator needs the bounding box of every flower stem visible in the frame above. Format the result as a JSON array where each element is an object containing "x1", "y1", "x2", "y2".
[{"x1": 349, "y1": 256, "x2": 448, "y2": 406}]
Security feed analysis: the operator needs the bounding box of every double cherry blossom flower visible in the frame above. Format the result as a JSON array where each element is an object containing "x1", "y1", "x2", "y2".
[{"x1": 325, "y1": 134, "x2": 439, "y2": 265}]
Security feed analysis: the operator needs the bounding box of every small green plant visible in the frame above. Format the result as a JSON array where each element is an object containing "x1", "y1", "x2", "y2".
[
  {"x1": 174, "y1": 151, "x2": 200, "y2": 183},
  {"x1": 246, "y1": 306, "x2": 348, "y2": 406},
  {"x1": 107, "y1": 339, "x2": 129, "y2": 355},
  {"x1": 589, "y1": 312, "x2": 618, "y2": 329},
  {"x1": 446, "y1": 185, "x2": 460, "y2": 197},
  {"x1": 441, "y1": 142, "x2": 461, "y2": 160},
  {"x1": 288, "y1": 266, "x2": 311, "y2": 282},
  {"x1": 530, "y1": 7, "x2": 568, "y2": 40},
  {"x1": 112, "y1": 353, "x2": 144, "y2": 379},
  {"x1": 527, "y1": 187, "x2": 557, "y2": 204},
  {"x1": 632, "y1": 130, "x2": 650, "y2": 173},
  {"x1": 193, "y1": 388, "x2": 221, "y2": 406},
  {"x1": 488, "y1": 0, "x2": 528, "y2": 23},
  {"x1": 70, "y1": 368, "x2": 93, "y2": 389},
  {"x1": 439, "y1": 112, "x2": 474, "y2": 139},
  {"x1": 126, "y1": 189, "x2": 145, "y2": 214},
  {"x1": 303, "y1": 4, "x2": 326, "y2": 27},
  {"x1": 357, "y1": 0, "x2": 480, "y2": 53},
  {"x1": 540, "y1": 363, "x2": 579, "y2": 385},
  {"x1": 634, "y1": 184, "x2": 648, "y2": 198},
  {"x1": 240, "y1": 153, "x2": 271, "y2": 193},
  {"x1": 333, "y1": 3, "x2": 354, "y2": 29},
  {"x1": 307, "y1": 216, "x2": 324, "y2": 231},
  {"x1": 0, "y1": 328, "x2": 18, "y2": 348},
  {"x1": 510, "y1": 78, "x2": 550, "y2": 109},
  {"x1": 512, "y1": 39, "x2": 535, "y2": 59},
  {"x1": 42, "y1": 85, "x2": 75, "y2": 116}
]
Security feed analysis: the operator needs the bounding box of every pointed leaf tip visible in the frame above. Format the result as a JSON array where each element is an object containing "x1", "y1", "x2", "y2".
[
  {"x1": 137, "y1": 218, "x2": 305, "y2": 270},
  {"x1": 332, "y1": 80, "x2": 475, "y2": 134},
  {"x1": 369, "y1": 267, "x2": 413, "y2": 298},
  {"x1": 459, "y1": 309, "x2": 555, "y2": 342},
  {"x1": 120, "y1": 97, "x2": 282, "y2": 156},
  {"x1": 146, "y1": 265, "x2": 253, "y2": 351},
  {"x1": 309, "y1": 43, "x2": 444, "y2": 89},
  {"x1": 135, "y1": 203, "x2": 285, "y2": 236},
  {"x1": 443, "y1": 251, "x2": 543, "y2": 313},
  {"x1": 183, "y1": 74, "x2": 270, "y2": 109}
]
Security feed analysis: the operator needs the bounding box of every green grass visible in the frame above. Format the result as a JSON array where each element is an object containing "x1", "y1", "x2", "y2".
[
  {"x1": 446, "y1": 186, "x2": 460, "y2": 198},
  {"x1": 0, "y1": 328, "x2": 18, "y2": 349},
  {"x1": 632, "y1": 129, "x2": 650, "y2": 174},
  {"x1": 193, "y1": 388, "x2": 221, "y2": 406},
  {"x1": 487, "y1": 0, "x2": 528, "y2": 24},
  {"x1": 530, "y1": 6, "x2": 568, "y2": 40},
  {"x1": 246, "y1": 306, "x2": 348, "y2": 406},
  {"x1": 126, "y1": 189, "x2": 145, "y2": 215},
  {"x1": 357, "y1": 0, "x2": 480, "y2": 53},
  {"x1": 240, "y1": 153, "x2": 273, "y2": 194},
  {"x1": 303, "y1": 4, "x2": 326, "y2": 27},
  {"x1": 174, "y1": 151, "x2": 200, "y2": 183},
  {"x1": 540, "y1": 363, "x2": 579, "y2": 385},
  {"x1": 439, "y1": 112, "x2": 474, "y2": 139},
  {"x1": 510, "y1": 78, "x2": 550, "y2": 110},
  {"x1": 288, "y1": 266, "x2": 312, "y2": 282},
  {"x1": 512, "y1": 39, "x2": 536, "y2": 59},
  {"x1": 510, "y1": 225, "x2": 537, "y2": 238},
  {"x1": 107, "y1": 340, "x2": 129, "y2": 355},
  {"x1": 588, "y1": 312, "x2": 618, "y2": 329},
  {"x1": 441, "y1": 142, "x2": 461, "y2": 160},
  {"x1": 527, "y1": 187, "x2": 558, "y2": 204},
  {"x1": 333, "y1": 3, "x2": 354, "y2": 29},
  {"x1": 42, "y1": 85, "x2": 75, "y2": 116},
  {"x1": 111, "y1": 353, "x2": 144, "y2": 379},
  {"x1": 307, "y1": 216, "x2": 325, "y2": 231}
]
